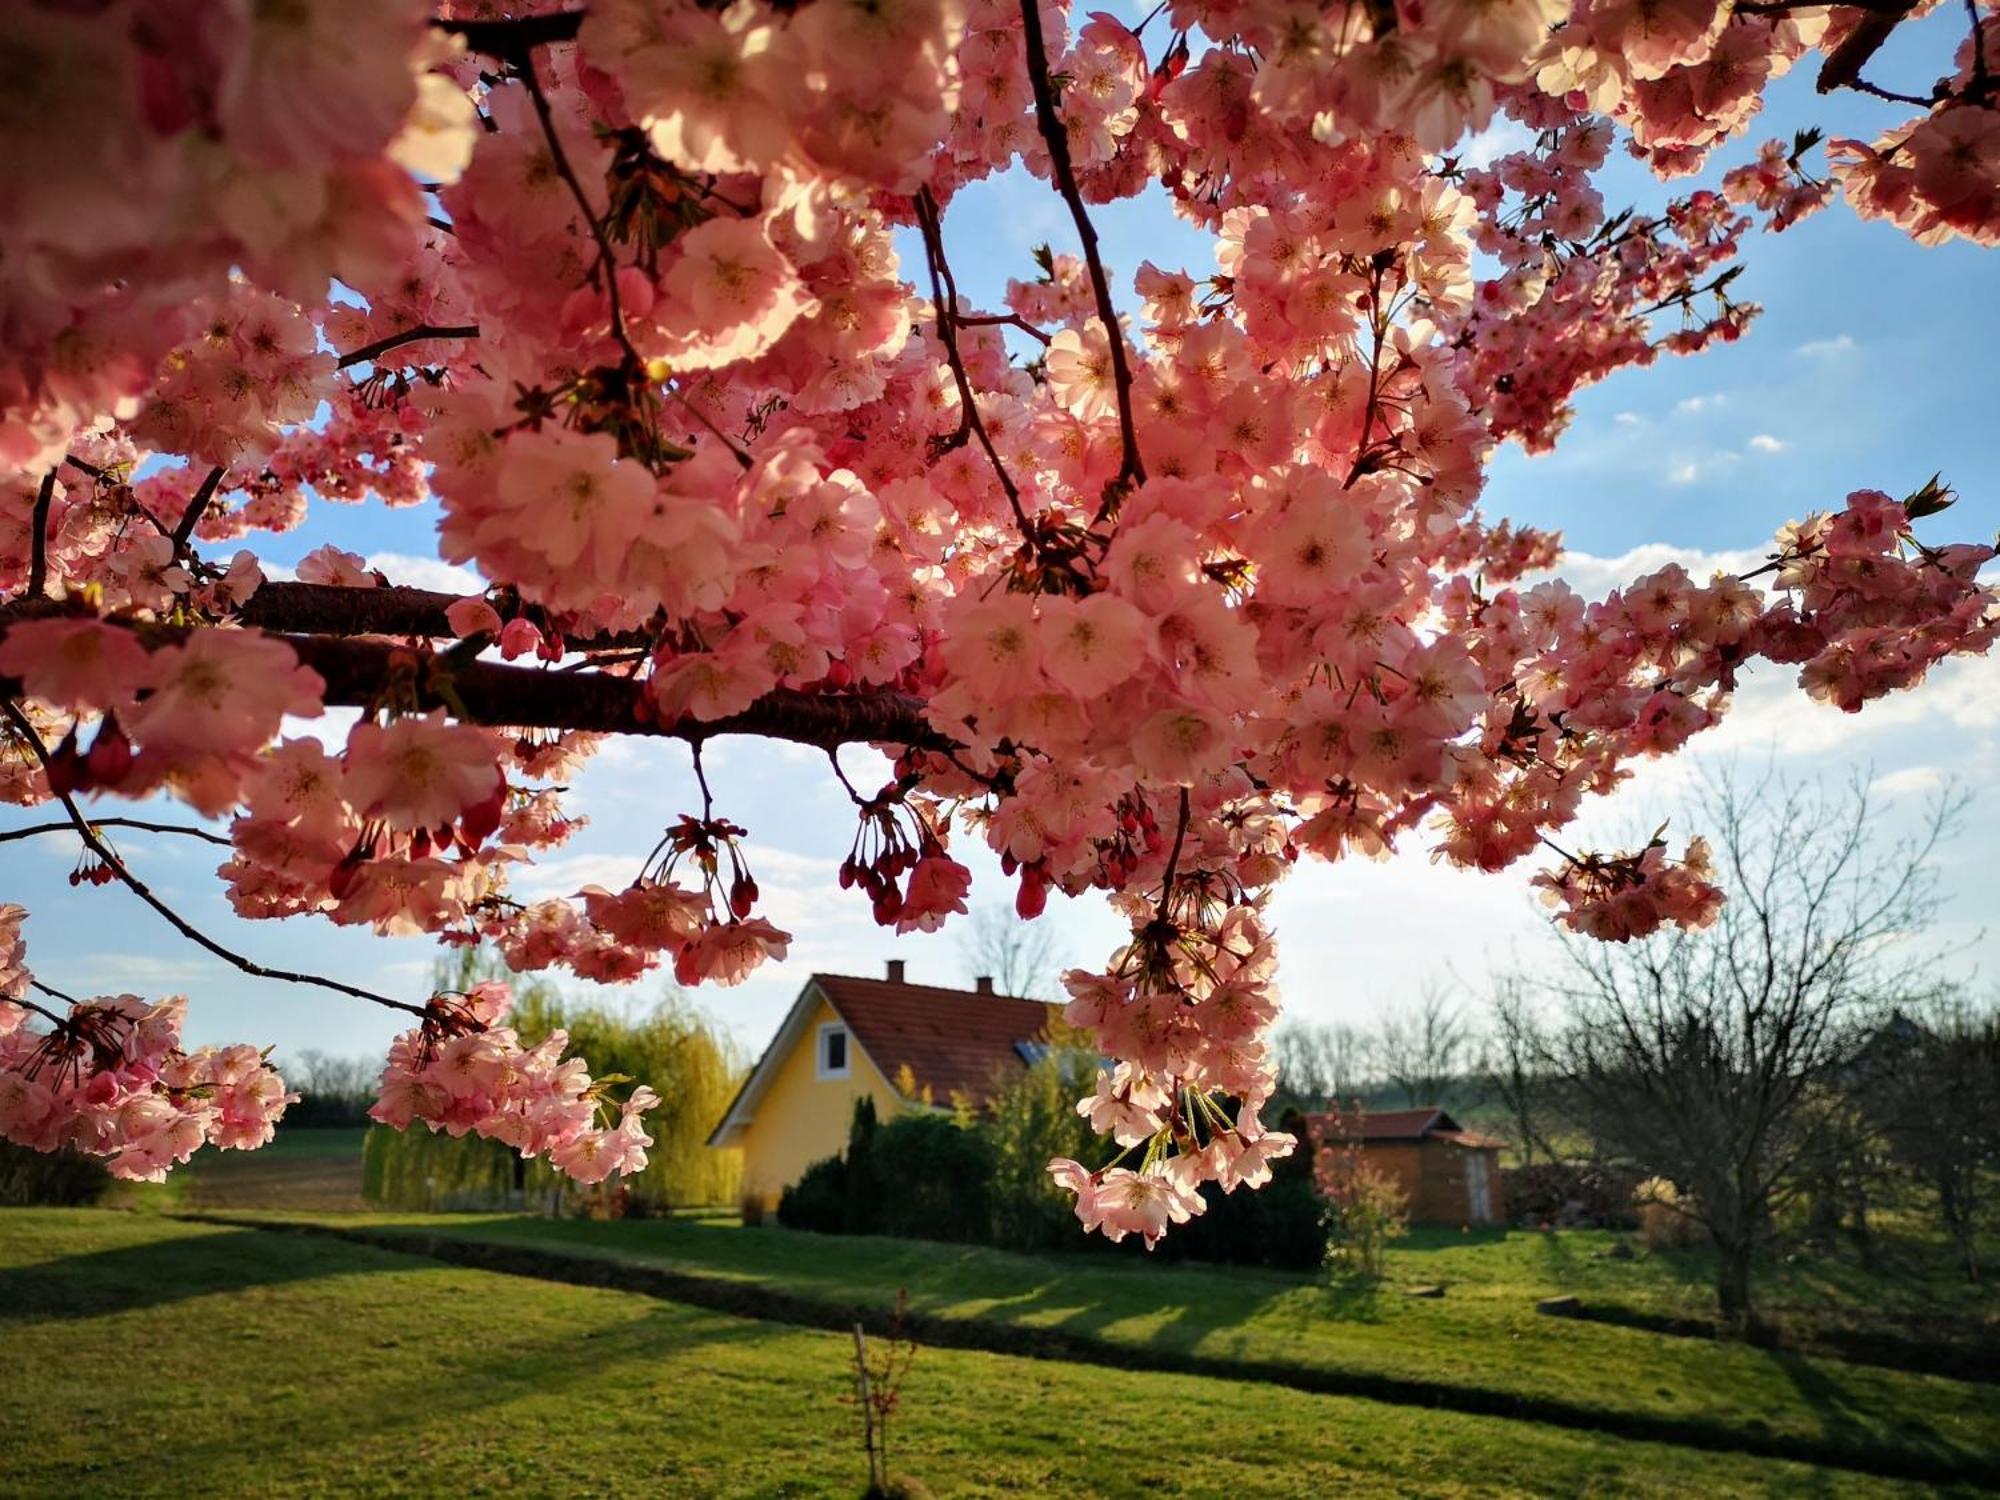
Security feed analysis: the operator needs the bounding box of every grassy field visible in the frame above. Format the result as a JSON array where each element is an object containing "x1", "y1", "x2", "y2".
[
  {"x1": 108, "y1": 1128, "x2": 369, "y2": 1213},
  {"x1": 210, "y1": 1206, "x2": 1997, "y2": 1483},
  {"x1": 0, "y1": 1209, "x2": 1976, "y2": 1499}
]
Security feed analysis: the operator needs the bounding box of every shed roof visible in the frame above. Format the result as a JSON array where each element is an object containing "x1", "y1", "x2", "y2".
[{"x1": 1304, "y1": 1107, "x2": 1506, "y2": 1150}]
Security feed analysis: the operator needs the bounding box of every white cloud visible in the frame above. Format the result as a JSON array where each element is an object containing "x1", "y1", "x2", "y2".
[
  {"x1": 1664, "y1": 452, "x2": 1743, "y2": 485},
  {"x1": 510, "y1": 852, "x2": 641, "y2": 900},
  {"x1": 1674, "y1": 393, "x2": 1726, "y2": 415},
  {"x1": 365, "y1": 551, "x2": 482, "y2": 595},
  {"x1": 1872, "y1": 766, "x2": 1946, "y2": 798},
  {"x1": 1548, "y1": 541, "x2": 1769, "y2": 598},
  {"x1": 1613, "y1": 411, "x2": 1644, "y2": 427},
  {"x1": 1748, "y1": 434, "x2": 1787, "y2": 453},
  {"x1": 1795, "y1": 334, "x2": 1855, "y2": 358},
  {"x1": 1460, "y1": 117, "x2": 1535, "y2": 170}
]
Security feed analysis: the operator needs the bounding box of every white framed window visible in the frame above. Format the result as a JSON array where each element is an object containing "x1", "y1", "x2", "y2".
[{"x1": 816, "y1": 1022, "x2": 851, "y2": 1080}]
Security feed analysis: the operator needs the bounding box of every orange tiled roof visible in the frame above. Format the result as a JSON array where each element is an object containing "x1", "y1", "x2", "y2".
[{"x1": 814, "y1": 972, "x2": 1061, "y2": 1106}]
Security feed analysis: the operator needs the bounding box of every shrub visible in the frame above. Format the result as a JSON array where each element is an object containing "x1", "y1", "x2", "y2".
[
  {"x1": 1319, "y1": 1164, "x2": 1410, "y2": 1281},
  {"x1": 0, "y1": 1141, "x2": 110, "y2": 1206},
  {"x1": 979, "y1": 1034, "x2": 1103, "y2": 1252},
  {"x1": 869, "y1": 1112, "x2": 994, "y2": 1242},
  {"x1": 778, "y1": 1153, "x2": 852, "y2": 1234}
]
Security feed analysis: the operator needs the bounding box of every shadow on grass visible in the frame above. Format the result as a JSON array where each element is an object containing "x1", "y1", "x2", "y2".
[
  {"x1": 180, "y1": 1213, "x2": 1999, "y2": 1490},
  {"x1": 0, "y1": 1227, "x2": 391, "y2": 1322}
]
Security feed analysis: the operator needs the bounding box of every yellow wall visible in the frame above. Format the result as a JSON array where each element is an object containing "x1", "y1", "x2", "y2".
[{"x1": 738, "y1": 995, "x2": 903, "y2": 1212}]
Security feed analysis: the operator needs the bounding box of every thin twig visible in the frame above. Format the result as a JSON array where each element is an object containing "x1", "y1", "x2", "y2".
[
  {"x1": 913, "y1": 190, "x2": 1036, "y2": 538},
  {"x1": 1018, "y1": 0, "x2": 1146, "y2": 507},
  {"x1": 18, "y1": 985, "x2": 70, "y2": 1019},
  {"x1": 336, "y1": 323, "x2": 480, "y2": 371},
  {"x1": 0, "y1": 699, "x2": 429, "y2": 1020},
  {"x1": 0, "y1": 817, "x2": 232, "y2": 848},
  {"x1": 515, "y1": 48, "x2": 632, "y2": 360},
  {"x1": 956, "y1": 311, "x2": 1054, "y2": 346}
]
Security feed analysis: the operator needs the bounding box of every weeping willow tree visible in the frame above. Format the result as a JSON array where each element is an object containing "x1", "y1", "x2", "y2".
[{"x1": 364, "y1": 949, "x2": 747, "y2": 1212}]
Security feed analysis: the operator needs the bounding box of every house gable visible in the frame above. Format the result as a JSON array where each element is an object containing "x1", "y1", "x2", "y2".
[{"x1": 707, "y1": 979, "x2": 896, "y2": 1148}]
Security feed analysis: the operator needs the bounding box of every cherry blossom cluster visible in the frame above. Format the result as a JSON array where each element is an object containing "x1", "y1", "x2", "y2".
[
  {"x1": 0, "y1": 0, "x2": 1995, "y2": 1229},
  {"x1": 1531, "y1": 833, "x2": 1724, "y2": 942},
  {"x1": 1049, "y1": 890, "x2": 1301, "y2": 1246},
  {"x1": 371, "y1": 980, "x2": 660, "y2": 1184},
  {"x1": 0, "y1": 906, "x2": 294, "y2": 1180}
]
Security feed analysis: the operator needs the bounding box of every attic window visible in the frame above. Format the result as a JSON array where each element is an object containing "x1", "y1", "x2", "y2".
[{"x1": 817, "y1": 1023, "x2": 851, "y2": 1080}]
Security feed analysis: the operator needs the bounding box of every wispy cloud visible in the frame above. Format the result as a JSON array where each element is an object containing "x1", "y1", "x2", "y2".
[
  {"x1": 1747, "y1": 434, "x2": 1787, "y2": 453},
  {"x1": 1795, "y1": 333, "x2": 1855, "y2": 358},
  {"x1": 1674, "y1": 393, "x2": 1727, "y2": 416}
]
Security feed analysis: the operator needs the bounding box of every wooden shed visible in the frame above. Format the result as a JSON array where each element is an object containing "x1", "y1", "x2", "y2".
[{"x1": 1306, "y1": 1107, "x2": 1505, "y2": 1226}]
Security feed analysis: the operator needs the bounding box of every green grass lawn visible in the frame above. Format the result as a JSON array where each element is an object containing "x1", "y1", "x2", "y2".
[
  {"x1": 0, "y1": 1209, "x2": 1970, "y2": 1499},
  {"x1": 212, "y1": 1208, "x2": 1996, "y2": 1482}
]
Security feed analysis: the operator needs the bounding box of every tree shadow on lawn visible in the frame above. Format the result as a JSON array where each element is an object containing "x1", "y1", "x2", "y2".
[
  {"x1": 0, "y1": 1227, "x2": 400, "y2": 1323},
  {"x1": 51, "y1": 1303, "x2": 797, "y2": 1495}
]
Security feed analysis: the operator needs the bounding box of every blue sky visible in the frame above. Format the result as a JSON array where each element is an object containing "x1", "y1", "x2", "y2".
[{"x1": 6, "y1": 26, "x2": 1995, "y2": 1068}]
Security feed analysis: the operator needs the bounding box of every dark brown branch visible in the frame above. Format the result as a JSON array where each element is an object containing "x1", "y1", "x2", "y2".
[
  {"x1": 1817, "y1": 0, "x2": 1920, "y2": 95},
  {"x1": 515, "y1": 47, "x2": 631, "y2": 357},
  {"x1": 282, "y1": 633, "x2": 949, "y2": 750},
  {"x1": 1018, "y1": 0, "x2": 1146, "y2": 506},
  {"x1": 171, "y1": 467, "x2": 225, "y2": 554},
  {"x1": 0, "y1": 601, "x2": 949, "y2": 752},
  {"x1": 25, "y1": 471, "x2": 55, "y2": 598},
  {"x1": 23, "y1": 982, "x2": 74, "y2": 1015},
  {"x1": 912, "y1": 191, "x2": 1035, "y2": 537},
  {"x1": 434, "y1": 11, "x2": 585, "y2": 56},
  {"x1": 0, "y1": 817, "x2": 232, "y2": 848},
  {"x1": 233, "y1": 579, "x2": 658, "y2": 651},
  {"x1": 0, "y1": 699, "x2": 429, "y2": 1019},
  {"x1": 956, "y1": 312, "x2": 1055, "y2": 347},
  {"x1": 336, "y1": 323, "x2": 480, "y2": 370}
]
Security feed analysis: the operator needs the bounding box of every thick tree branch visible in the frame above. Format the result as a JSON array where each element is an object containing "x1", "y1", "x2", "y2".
[
  {"x1": 171, "y1": 466, "x2": 225, "y2": 554},
  {"x1": 1018, "y1": 0, "x2": 1146, "y2": 505},
  {"x1": 0, "y1": 600, "x2": 949, "y2": 752},
  {"x1": 434, "y1": 11, "x2": 585, "y2": 56},
  {"x1": 25, "y1": 470, "x2": 55, "y2": 598},
  {"x1": 0, "y1": 699, "x2": 430, "y2": 1019}
]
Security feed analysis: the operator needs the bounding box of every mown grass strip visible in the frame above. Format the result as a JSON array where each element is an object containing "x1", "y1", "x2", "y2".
[{"x1": 174, "y1": 1212, "x2": 2000, "y2": 1490}]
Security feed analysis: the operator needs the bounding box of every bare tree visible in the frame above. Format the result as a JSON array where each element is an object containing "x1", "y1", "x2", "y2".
[
  {"x1": 959, "y1": 904, "x2": 1065, "y2": 999},
  {"x1": 1375, "y1": 984, "x2": 1472, "y2": 1108},
  {"x1": 1869, "y1": 993, "x2": 2000, "y2": 1281},
  {"x1": 1519, "y1": 767, "x2": 1963, "y2": 1328},
  {"x1": 1271, "y1": 1021, "x2": 1372, "y2": 1114},
  {"x1": 1487, "y1": 980, "x2": 1563, "y2": 1165}
]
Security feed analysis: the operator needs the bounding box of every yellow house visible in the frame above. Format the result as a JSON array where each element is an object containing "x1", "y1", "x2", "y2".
[{"x1": 707, "y1": 960, "x2": 1061, "y2": 1215}]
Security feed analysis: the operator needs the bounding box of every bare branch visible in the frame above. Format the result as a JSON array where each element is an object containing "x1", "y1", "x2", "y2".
[
  {"x1": 0, "y1": 817, "x2": 232, "y2": 848},
  {"x1": 0, "y1": 699, "x2": 429, "y2": 1019},
  {"x1": 336, "y1": 323, "x2": 481, "y2": 370},
  {"x1": 1017, "y1": 0, "x2": 1146, "y2": 507}
]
